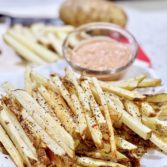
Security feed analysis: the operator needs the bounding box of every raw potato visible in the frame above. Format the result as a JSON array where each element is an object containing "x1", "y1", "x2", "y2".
[{"x1": 59, "y1": 0, "x2": 127, "y2": 27}]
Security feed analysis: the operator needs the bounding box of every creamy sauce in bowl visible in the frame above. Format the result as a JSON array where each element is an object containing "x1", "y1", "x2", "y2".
[{"x1": 70, "y1": 37, "x2": 132, "y2": 71}]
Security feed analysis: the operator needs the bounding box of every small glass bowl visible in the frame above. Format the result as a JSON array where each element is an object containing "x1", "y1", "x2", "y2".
[{"x1": 63, "y1": 22, "x2": 138, "y2": 80}]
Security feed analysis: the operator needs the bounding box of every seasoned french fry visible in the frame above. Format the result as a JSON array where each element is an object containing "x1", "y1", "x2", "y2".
[
  {"x1": 138, "y1": 79, "x2": 161, "y2": 88},
  {"x1": 81, "y1": 80, "x2": 106, "y2": 127},
  {"x1": 146, "y1": 94, "x2": 167, "y2": 103},
  {"x1": 80, "y1": 150, "x2": 128, "y2": 161},
  {"x1": 92, "y1": 77, "x2": 116, "y2": 157},
  {"x1": 101, "y1": 74, "x2": 146, "y2": 90},
  {"x1": 106, "y1": 98, "x2": 152, "y2": 140},
  {"x1": 100, "y1": 81, "x2": 145, "y2": 100},
  {"x1": 0, "y1": 124, "x2": 24, "y2": 167},
  {"x1": 38, "y1": 85, "x2": 78, "y2": 136},
  {"x1": 62, "y1": 80, "x2": 87, "y2": 136},
  {"x1": 65, "y1": 68, "x2": 103, "y2": 148},
  {"x1": 31, "y1": 71, "x2": 48, "y2": 87},
  {"x1": 124, "y1": 100, "x2": 141, "y2": 120},
  {"x1": 150, "y1": 133, "x2": 167, "y2": 153},
  {"x1": 0, "y1": 106, "x2": 35, "y2": 166},
  {"x1": 142, "y1": 116, "x2": 167, "y2": 134},
  {"x1": 2, "y1": 84, "x2": 75, "y2": 158},
  {"x1": 3, "y1": 34, "x2": 46, "y2": 64},
  {"x1": 76, "y1": 156, "x2": 126, "y2": 167},
  {"x1": 47, "y1": 33, "x2": 63, "y2": 56},
  {"x1": 8, "y1": 29, "x2": 59, "y2": 62},
  {"x1": 141, "y1": 102, "x2": 156, "y2": 117},
  {"x1": 21, "y1": 109, "x2": 66, "y2": 156},
  {"x1": 115, "y1": 136, "x2": 137, "y2": 150},
  {"x1": 157, "y1": 104, "x2": 167, "y2": 117},
  {"x1": 51, "y1": 75, "x2": 75, "y2": 113}
]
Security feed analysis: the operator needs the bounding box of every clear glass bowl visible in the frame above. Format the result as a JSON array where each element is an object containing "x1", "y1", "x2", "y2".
[{"x1": 63, "y1": 22, "x2": 138, "y2": 80}]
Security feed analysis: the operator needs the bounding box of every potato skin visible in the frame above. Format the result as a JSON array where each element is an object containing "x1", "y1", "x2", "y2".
[{"x1": 59, "y1": 0, "x2": 127, "y2": 27}]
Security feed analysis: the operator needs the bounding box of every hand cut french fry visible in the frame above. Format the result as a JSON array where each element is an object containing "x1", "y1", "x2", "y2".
[
  {"x1": 8, "y1": 29, "x2": 59, "y2": 62},
  {"x1": 142, "y1": 116, "x2": 167, "y2": 134},
  {"x1": 65, "y1": 68, "x2": 103, "y2": 148},
  {"x1": 61, "y1": 80, "x2": 87, "y2": 137},
  {"x1": 47, "y1": 33, "x2": 63, "y2": 56},
  {"x1": 2, "y1": 84, "x2": 75, "y2": 158},
  {"x1": 31, "y1": 71, "x2": 48, "y2": 87},
  {"x1": 51, "y1": 75, "x2": 75, "y2": 113},
  {"x1": 115, "y1": 136, "x2": 137, "y2": 150},
  {"x1": 3, "y1": 34, "x2": 46, "y2": 64},
  {"x1": 0, "y1": 105, "x2": 35, "y2": 166},
  {"x1": 150, "y1": 133, "x2": 167, "y2": 153},
  {"x1": 92, "y1": 77, "x2": 116, "y2": 157},
  {"x1": 157, "y1": 104, "x2": 167, "y2": 117},
  {"x1": 79, "y1": 150, "x2": 129, "y2": 162},
  {"x1": 141, "y1": 102, "x2": 156, "y2": 117},
  {"x1": 138, "y1": 79, "x2": 161, "y2": 88},
  {"x1": 81, "y1": 80, "x2": 106, "y2": 127},
  {"x1": 124, "y1": 100, "x2": 141, "y2": 120},
  {"x1": 44, "y1": 25, "x2": 75, "y2": 33},
  {"x1": 106, "y1": 98, "x2": 152, "y2": 140},
  {"x1": 38, "y1": 85, "x2": 78, "y2": 136},
  {"x1": 101, "y1": 74, "x2": 146, "y2": 90},
  {"x1": 0, "y1": 124, "x2": 24, "y2": 167},
  {"x1": 100, "y1": 81, "x2": 145, "y2": 100},
  {"x1": 146, "y1": 94, "x2": 167, "y2": 103},
  {"x1": 21, "y1": 109, "x2": 66, "y2": 156},
  {"x1": 76, "y1": 156, "x2": 126, "y2": 167},
  {"x1": 25, "y1": 66, "x2": 33, "y2": 95}
]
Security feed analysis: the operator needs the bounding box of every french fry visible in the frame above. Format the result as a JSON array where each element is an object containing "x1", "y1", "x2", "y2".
[
  {"x1": 124, "y1": 100, "x2": 141, "y2": 120},
  {"x1": 44, "y1": 25, "x2": 75, "y2": 33},
  {"x1": 2, "y1": 84, "x2": 75, "y2": 158},
  {"x1": 51, "y1": 75, "x2": 75, "y2": 113},
  {"x1": 157, "y1": 104, "x2": 167, "y2": 117},
  {"x1": 21, "y1": 109, "x2": 66, "y2": 156},
  {"x1": 141, "y1": 102, "x2": 156, "y2": 117},
  {"x1": 38, "y1": 85, "x2": 78, "y2": 136},
  {"x1": 0, "y1": 124, "x2": 24, "y2": 167},
  {"x1": 150, "y1": 133, "x2": 167, "y2": 153},
  {"x1": 3, "y1": 34, "x2": 46, "y2": 64},
  {"x1": 100, "y1": 81, "x2": 145, "y2": 100},
  {"x1": 142, "y1": 116, "x2": 167, "y2": 134},
  {"x1": 0, "y1": 105, "x2": 35, "y2": 166},
  {"x1": 25, "y1": 66, "x2": 33, "y2": 95},
  {"x1": 81, "y1": 80, "x2": 106, "y2": 127},
  {"x1": 106, "y1": 98, "x2": 152, "y2": 140},
  {"x1": 138, "y1": 79, "x2": 161, "y2": 88},
  {"x1": 105, "y1": 93, "x2": 124, "y2": 109},
  {"x1": 47, "y1": 33, "x2": 63, "y2": 56},
  {"x1": 92, "y1": 77, "x2": 116, "y2": 157},
  {"x1": 8, "y1": 29, "x2": 59, "y2": 62},
  {"x1": 115, "y1": 136, "x2": 137, "y2": 150},
  {"x1": 31, "y1": 71, "x2": 48, "y2": 87},
  {"x1": 146, "y1": 94, "x2": 167, "y2": 103},
  {"x1": 79, "y1": 150, "x2": 128, "y2": 162},
  {"x1": 76, "y1": 156, "x2": 126, "y2": 167},
  {"x1": 62, "y1": 81, "x2": 87, "y2": 137},
  {"x1": 65, "y1": 68, "x2": 103, "y2": 148},
  {"x1": 33, "y1": 91, "x2": 60, "y2": 121},
  {"x1": 101, "y1": 74, "x2": 146, "y2": 90}
]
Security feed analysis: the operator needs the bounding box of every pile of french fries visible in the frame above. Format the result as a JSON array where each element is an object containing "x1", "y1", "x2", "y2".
[
  {"x1": 0, "y1": 67, "x2": 167, "y2": 167},
  {"x1": 3, "y1": 23, "x2": 75, "y2": 64}
]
